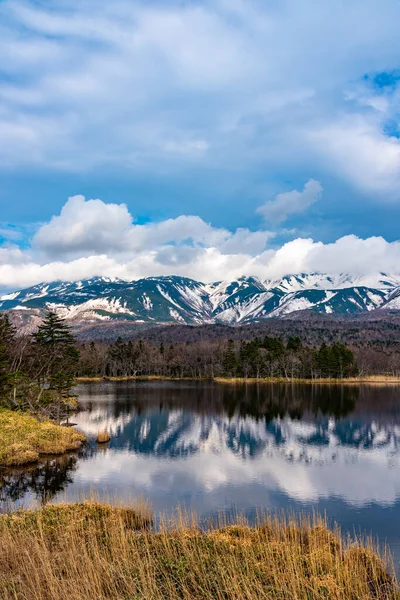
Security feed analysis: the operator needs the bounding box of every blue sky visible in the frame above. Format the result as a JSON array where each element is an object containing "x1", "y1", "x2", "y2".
[{"x1": 1, "y1": 0, "x2": 400, "y2": 288}]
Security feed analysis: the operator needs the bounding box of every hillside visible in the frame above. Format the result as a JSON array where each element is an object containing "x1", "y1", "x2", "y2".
[{"x1": 2, "y1": 273, "x2": 400, "y2": 337}]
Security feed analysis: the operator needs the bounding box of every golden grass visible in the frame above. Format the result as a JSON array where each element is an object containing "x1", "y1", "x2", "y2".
[
  {"x1": 214, "y1": 375, "x2": 400, "y2": 385},
  {"x1": 0, "y1": 500, "x2": 152, "y2": 537},
  {"x1": 0, "y1": 503, "x2": 398, "y2": 600},
  {"x1": 76, "y1": 375, "x2": 206, "y2": 382},
  {"x1": 77, "y1": 375, "x2": 400, "y2": 385},
  {"x1": 0, "y1": 409, "x2": 86, "y2": 467}
]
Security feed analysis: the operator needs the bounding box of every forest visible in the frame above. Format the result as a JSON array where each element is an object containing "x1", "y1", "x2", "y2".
[
  {"x1": 4, "y1": 309, "x2": 400, "y2": 418},
  {"x1": 80, "y1": 335, "x2": 358, "y2": 380}
]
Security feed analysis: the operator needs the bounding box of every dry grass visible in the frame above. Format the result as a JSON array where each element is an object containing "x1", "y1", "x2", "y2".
[
  {"x1": 76, "y1": 375, "x2": 205, "y2": 382},
  {"x1": 0, "y1": 409, "x2": 86, "y2": 467},
  {"x1": 76, "y1": 375, "x2": 400, "y2": 385},
  {"x1": 214, "y1": 375, "x2": 400, "y2": 385},
  {"x1": 0, "y1": 502, "x2": 398, "y2": 600}
]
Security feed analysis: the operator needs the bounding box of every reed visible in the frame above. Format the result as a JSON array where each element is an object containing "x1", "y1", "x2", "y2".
[{"x1": 0, "y1": 501, "x2": 398, "y2": 600}]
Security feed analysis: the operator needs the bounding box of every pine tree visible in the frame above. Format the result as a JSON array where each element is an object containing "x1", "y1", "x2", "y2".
[
  {"x1": 263, "y1": 336, "x2": 285, "y2": 359},
  {"x1": 33, "y1": 311, "x2": 79, "y2": 420},
  {"x1": 33, "y1": 311, "x2": 76, "y2": 348},
  {"x1": 287, "y1": 336, "x2": 302, "y2": 352},
  {"x1": 0, "y1": 314, "x2": 15, "y2": 403},
  {"x1": 316, "y1": 343, "x2": 332, "y2": 377},
  {"x1": 316, "y1": 342, "x2": 356, "y2": 378},
  {"x1": 223, "y1": 340, "x2": 240, "y2": 377}
]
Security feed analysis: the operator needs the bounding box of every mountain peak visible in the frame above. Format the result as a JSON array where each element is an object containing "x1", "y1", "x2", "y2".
[{"x1": 2, "y1": 272, "x2": 400, "y2": 328}]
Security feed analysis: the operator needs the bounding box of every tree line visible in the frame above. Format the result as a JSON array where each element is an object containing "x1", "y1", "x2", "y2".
[
  {"x1": 0, "y1": 308, "x2": 384, "y2": 419},
  {"x1": 79, "y1": 334, "x2": 358, "y2": 380}
]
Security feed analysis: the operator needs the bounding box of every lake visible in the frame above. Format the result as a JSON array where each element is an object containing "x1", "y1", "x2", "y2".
[{"x1": 2, "y1": 381, "x2": 400, "y2": 568}]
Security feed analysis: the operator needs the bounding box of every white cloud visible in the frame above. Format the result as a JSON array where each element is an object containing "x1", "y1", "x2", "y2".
[
  {"x1": 257, "y1": 179, "x2": 323, "y2": 225},
  {"x1": 33, "y1": 195, "x2": 134, "y2": 255},
  {"x1": 33, "y1": 195, "x2": 273, "y2": 260},
  {"x1": 306, "y1": 235, "x2": 400, "y2": 275},
  {"x1": 307, "y1": 118, "x2": 400, "y2": 195},
  {"x1": 0, "y1": 245, "x2": 29, "y2": 265},
  {"x1": 1, "y1": 0, "x2": 400, "y2": 196},
  {"x1": 2, "y1": 196, "x2": 400, "y2": 290}
]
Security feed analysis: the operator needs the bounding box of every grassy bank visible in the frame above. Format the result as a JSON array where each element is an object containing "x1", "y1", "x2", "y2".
[
  {"x1": 214, "y1": 375, "x2": 400, "y2": 385},
  {"x1": 0, "y1": 409, "x2": 85, "y2": 467},
  {"x1": 0, "y1": 502, "x2": 398, "y2": 600},
  {"x1": 77, "y1": 374, "x2": 400, "y2": 385},
  {"x1": 76, "y1": 375, "x2": 205, "y2": 383}
]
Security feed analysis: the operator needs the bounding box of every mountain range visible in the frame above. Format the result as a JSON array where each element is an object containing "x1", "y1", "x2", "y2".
[{"x1": 2, "y1": 272, "x2": 400, "y2": 329}]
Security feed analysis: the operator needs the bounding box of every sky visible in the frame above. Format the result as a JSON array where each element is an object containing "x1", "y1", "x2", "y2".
[{"x1": 1, "y1": 0, "x2": 400, "y2": 290}]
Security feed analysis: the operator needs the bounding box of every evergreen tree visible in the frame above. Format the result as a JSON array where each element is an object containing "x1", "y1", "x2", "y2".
[
  {"x1": 316, "y1": 342, "x2": 356, "y2": 378},
  {"x1": 34, "y1": 311, "x2": 76, "y2": 348},
  {"x1": 223, "y1": 340, "x2": 240, "y2": 377},
  {"x1": 263, "y1": 336, "x2": 285, "y2": 359},
  {"x1": 287, "y1": 336, "x2": 302, "y2": 352},
  {"x1": 33, "y1": 311, "x2": 80, "y2": 420},
  {"x1": 331, "y1": 342, "x2": 356, "y2": 378},
  {"x1": 316, "y1": 343, "x2": 331, "y2": 377},
  {"x1": 0, "y1": 314, "x2": 15, "y2": 403}
]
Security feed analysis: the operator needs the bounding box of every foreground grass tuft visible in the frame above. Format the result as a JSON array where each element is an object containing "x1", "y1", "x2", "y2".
[
  {"x1": 0, "y1": 409, "x2": 85, "y2": 467},
  {"x1": 0, "y1": 503, "x2": 398, "y2": 600},
  {"x1": 0, "y1": 500, "x2": 152, "y2": 536}
]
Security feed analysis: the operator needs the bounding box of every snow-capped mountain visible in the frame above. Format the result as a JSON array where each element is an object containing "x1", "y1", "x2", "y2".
[{"x1": 2, "y1": 273, "x2": 400, "y2": 327}]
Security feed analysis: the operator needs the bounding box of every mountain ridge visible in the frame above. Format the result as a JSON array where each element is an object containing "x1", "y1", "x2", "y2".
[{"x1": 2, "y1": 272, "x2": 400, "y2": 328}]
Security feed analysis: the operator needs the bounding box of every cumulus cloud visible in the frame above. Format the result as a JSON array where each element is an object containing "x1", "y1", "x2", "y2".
[
  {"x1": 34, "y1": 195, "x2": 134, "y2": 255},
  {"x1": 257, "y1": 180, "x2": 323, "y2": 225},
  {"x1": 306, "y1": 235, "x2": 400, "y2": 274},
  {"x1": 33, "y1": 195, "x2": 273, "y2": 259},
  {"x1": 1, "y1": 196, "x2": 400, "y2": 290}
]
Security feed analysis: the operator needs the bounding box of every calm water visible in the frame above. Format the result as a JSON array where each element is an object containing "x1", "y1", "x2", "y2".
[{"x1": 2, "y1": 381, "x2": 400, "y2": 567}]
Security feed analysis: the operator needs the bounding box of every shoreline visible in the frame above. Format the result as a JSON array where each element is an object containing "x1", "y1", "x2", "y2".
[{"x1": 76, "y1": 374, "x2": 400, "y2": 385}]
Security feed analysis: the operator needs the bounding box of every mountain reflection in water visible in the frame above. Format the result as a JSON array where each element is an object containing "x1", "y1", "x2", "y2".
[{"x1": 1, "y1": 381, "x2": 400, "y2": 569}]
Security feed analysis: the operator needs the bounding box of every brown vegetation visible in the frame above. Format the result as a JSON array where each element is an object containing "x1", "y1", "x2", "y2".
[
  {"x1": 0, "y1": 409, "x2": 85, "y2": 467},
  {"x1": 96, "y1": 430, "x2": 111, "y2": 443},
  {"x1": 0, "y1": 502, "x2": 397, "y2": 600},
  {"x1": 213, "y1": 375, "x2": 400, "y2": 385}
]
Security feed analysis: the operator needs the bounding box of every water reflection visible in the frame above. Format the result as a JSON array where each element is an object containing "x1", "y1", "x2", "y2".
[
  {"x1": 1, "y1": 454, "x2": 79, "y2": 506},
  {"x1": 72, "y1": 383, "x2": 400, "y2": 467},
  {"x1": 1, "y1": 381, "x2": 400, "y2": 567}
]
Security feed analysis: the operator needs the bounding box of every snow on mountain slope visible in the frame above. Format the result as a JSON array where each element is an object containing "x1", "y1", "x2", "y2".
[
  {"x1": 264, "y1": 272, "x2": 400, "y2": 293},
  {"x1": 206, "y1": 277, "x2": 278, "y2": 324},
  {"x1": 380, "y1": 287, "x2": 400, "y2": 310},
  {"x1": 1, "y1": 273, "x2": 400, "y2": 326},
  {"x1": 268, "y1": 287, "x2": 387, "y2": 318}
]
